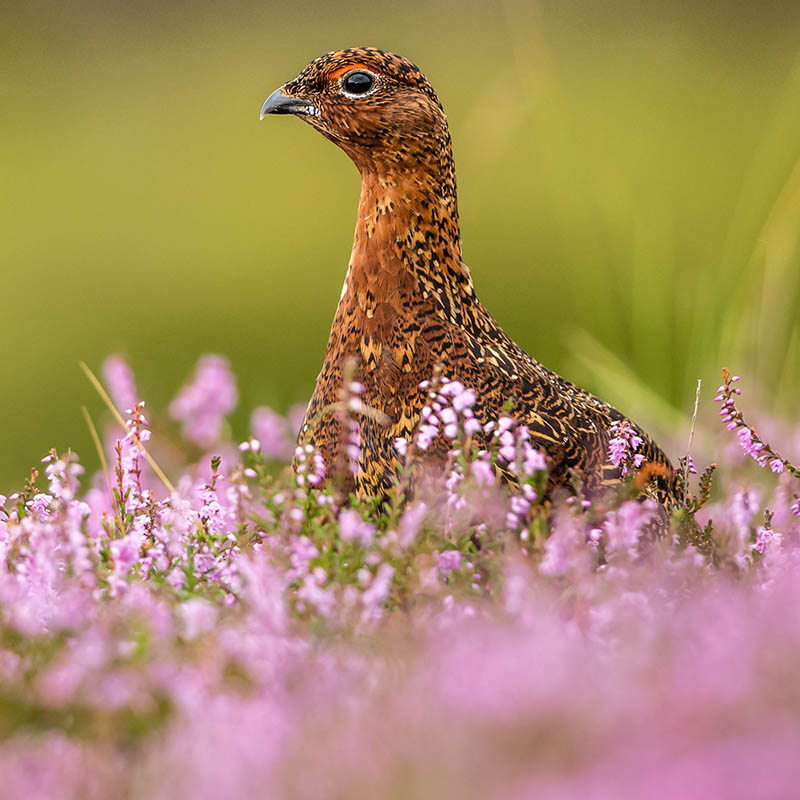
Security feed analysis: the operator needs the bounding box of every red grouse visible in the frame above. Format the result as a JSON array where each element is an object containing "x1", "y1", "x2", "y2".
[{"x1": 260, "y1": 47, "x2": 681, "y2": 507}]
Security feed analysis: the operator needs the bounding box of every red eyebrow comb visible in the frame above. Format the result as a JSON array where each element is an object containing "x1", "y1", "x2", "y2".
[{"x1": 329, "y1": 62, "x2": 380, "y2": 80}]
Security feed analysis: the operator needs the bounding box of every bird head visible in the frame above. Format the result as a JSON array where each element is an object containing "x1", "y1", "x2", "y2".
[{"x1": 260, "y1": 48, "x2": 450, "y2": 174}]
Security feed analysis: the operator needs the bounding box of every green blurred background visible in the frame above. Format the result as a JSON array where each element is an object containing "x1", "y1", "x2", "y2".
[{"x1": 3, "y1": 0, "x2": 800, "y2": 490}]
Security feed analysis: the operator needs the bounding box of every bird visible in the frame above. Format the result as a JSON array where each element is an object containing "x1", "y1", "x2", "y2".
[{"x1": 260, "y1": 47, "x2": 682, "y2": 510}]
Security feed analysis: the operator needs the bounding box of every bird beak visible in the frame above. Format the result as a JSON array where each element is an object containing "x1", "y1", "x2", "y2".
[{"x1": 260, "y1": 87, "x2": 317, "y2": 119}]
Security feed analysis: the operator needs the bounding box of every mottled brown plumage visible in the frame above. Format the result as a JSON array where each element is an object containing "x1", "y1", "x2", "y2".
[{"x1": 261, "y1": 47, "x2": 682, "y2": 508}]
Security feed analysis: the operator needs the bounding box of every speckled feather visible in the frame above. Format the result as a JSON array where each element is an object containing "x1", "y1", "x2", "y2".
[{"x1": 266, "y1": 47, "x2": 682, "y2": 507}]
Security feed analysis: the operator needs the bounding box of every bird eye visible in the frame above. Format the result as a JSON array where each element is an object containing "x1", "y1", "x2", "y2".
[{"x1": 342, "y1": 71, "x2": 375, "y2": 96}]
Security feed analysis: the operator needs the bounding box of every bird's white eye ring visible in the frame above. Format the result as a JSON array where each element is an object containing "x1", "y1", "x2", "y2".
[{"x1": 341, "y1": 70, "x2": 378, "y2": 98}]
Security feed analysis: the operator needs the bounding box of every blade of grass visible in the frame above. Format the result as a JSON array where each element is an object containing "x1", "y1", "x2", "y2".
[
  {"x1": 565, "y1": 328, "x2": 685, "y2": 432},
  {"x1": 79, "y1": 361, "x2": 176, "y2": 495},
  {"x1": 683, "y1": 379, "x2": 701, "y2": 486}
]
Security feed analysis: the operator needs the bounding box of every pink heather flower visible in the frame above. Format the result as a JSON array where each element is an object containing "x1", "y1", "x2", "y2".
[
  {"x1": 297, "y1": 574, "x2": 335, "y2": 618},
  {"x1": 753, "y1": 526, "x2": 782, "y2": 556},
  {"x1": 607, "y1": 420, "x2": 644, "y2": 477},
  {"x1": 440, "y1": 408, "x2": 457, "y2": 425},
  {"x1": 508, "y1": 495, "x2": 531, "y2": 526},
  {"x1": 464, "y1": 417, "x2": 481, "y2": 436},
  {"x1": 539, "y1": 511, "x2": 588, "y2": 577},
  {"x1": 170, "y1": 355, "x2": 238, "y2": 448},
  {"x1": 497, "y1": 416, "x2": 514, "y2": 434},
  {"x1": 608, "y1": 434, "x2": 630, "y2": 464},
  {"x1": 286, "y1": 536, "x2": 318, "y2": 580},
  {"x1": 166, "y1": 565, "x2": 185, "y2": 589},
  {"x1": 603, "y1": 500, "x2": 656, "y2": 559},
  {"x1": 308, "y1": 451, "x2": 326, "y2": 487},
  {"x1": 497, "y1": 429, "x2": 513, "y2": 445},
  {"x1": 251, "y1": 406, "x2": 292, "y2": 460},
  {"x1": 291, "y1": 443, "x2": 326, "y2": 489},
  {"x1": 729, "y1": 489, "x2": 760, "y2": 532},
  {"x1": 179, "y1": 598, "x2": 218, "y2": 640},
  {"x1": 736, "y1": 426, "x2": 762, "y2": 458},
  {"x1": 111, "y1": 530, "x2": 143, "y2": 577},
  {"x1": 357, "y1": 568, "x2": 371, "y2": 586},
  {"x1": 522, "y1": 446, "x2": 547, "y2": 476},
  {"x1": 728, "y1": 489, "x2": 762, "y2": 566},
  {"x1": 715, "y1": 372, "x2": 797, "y2": 475},
  {"x1": 436, "y1": 550, "x2": 462, "y2": 579},
  {"x1": 102, "y1": 355, "x2": 139, "y2": 413},
  {"x1": 452, "y1": 387, "x2": 476, "y2": 412},
  {"x1": 346, "y1": 419, "x2": 361, "y2": 475},
  {"x1": 394, "y1": 437, "x2": 408, "y2": 457},
  {"x1": 398, "y1": 502, "x2": 427, "y2": 547},
  {"x1": 27, "y1": 493, "x2": 53, "y2": 518},
  {"x1": 790, "y1": 497, "x2": 800, "y2": 517},
  {"x1": 416, "y1": 422, "x2": 439, "y2": 451},
  {"x1": 360, "y1": 563, "x2": 394, "y2": 624},
  {"x1": 444, "y1": 466, "x2": 467, "y2": 521},
  {"x1": 45, "y1": 452, "x2": 85, "y2": 502},
  {"x1": 114, "y1": 405, "x2": 153, "y2": 516},
  {"x1": 123, "y1": 401, "x2": 151, "y2": 444},
  {"x1": 498, "y1": 426, "x2": 517, "y2": 464},
  {"x1": 199, "y1": 482, "x2": 226, "y2": 535},
  {"x1": 471, "y1": 458, "x2": 495, "y2": 487},
  {"x1": 339, "y1": 510, "x2": 375, "y2": 547},
  {"x1": 499, "y1": 445, "x2": 516, "y2": 463}
]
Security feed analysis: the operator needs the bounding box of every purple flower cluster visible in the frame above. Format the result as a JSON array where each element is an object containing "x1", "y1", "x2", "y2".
[
  {"x1": 715, "y1": 369, "x2": 799, "y2": 478},
  {"x1": 0, "y1": 357, "x2": 798, "y2": 799},
  {"x1": 397, "y1": 376, "x2": 481, "y2": 455},
  {"x1": 250, "y1": 406, "x2": 294, "y2": 460},
  {"x1": 344, "y1": 380, "x2": 364, "y2": 476},
  {"x1": 435, "y1": 548, "x2": 462, "y2": 578},
  {"x1": 607, "y1": 419, "x2": 646, "y2": 476},
  {"x1": 169, "y1": 355, "x2": 238, "y2": 447},
  {"x1": 395, "y1": 376, "x2": 549, "y2": 543}
]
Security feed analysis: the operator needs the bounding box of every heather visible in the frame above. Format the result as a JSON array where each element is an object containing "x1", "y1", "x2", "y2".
[{"x1": 0, "y1": 356, "x2": 798, "y2": 798}]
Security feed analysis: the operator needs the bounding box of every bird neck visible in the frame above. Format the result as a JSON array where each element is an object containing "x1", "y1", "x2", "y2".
[{"x1": 345, "y1": 138, "x2": 475, "y2": 309}]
